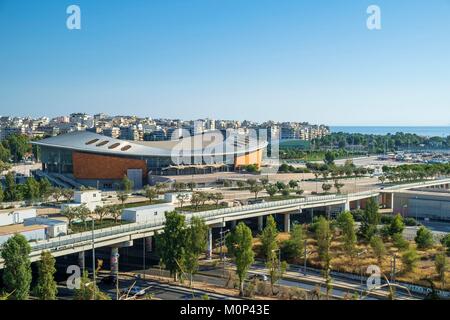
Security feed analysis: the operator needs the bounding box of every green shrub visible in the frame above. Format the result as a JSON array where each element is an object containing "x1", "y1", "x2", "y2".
[{"x1": 392, "y1": 233, "x2": 410, "y2": 251}]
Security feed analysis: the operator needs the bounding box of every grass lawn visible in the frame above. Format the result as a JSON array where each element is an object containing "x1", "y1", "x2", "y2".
[{"x1": 254, "y1": 230, "x2": 450, "y2": 291}]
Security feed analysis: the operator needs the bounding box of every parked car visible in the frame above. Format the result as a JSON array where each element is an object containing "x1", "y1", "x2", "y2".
[
  {"x1": 123, "y1": 286, "x2": 146, "y2": 297},
  {"x1": 248, "y1": 274, "x2": 269, "y2": 282},
  {"x1": 247, "y1": 198, "x2": 266, "y2": 205}
]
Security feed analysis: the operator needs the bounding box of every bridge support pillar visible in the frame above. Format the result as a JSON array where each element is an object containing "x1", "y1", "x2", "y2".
[
  {"x1": 258, "y1": 216, "x2": 264, "y2": 232},
  {"x1": 284, "y1": 214, "x2": 291, "y2": 233},
  {"x1": 207, "y1": 228, "x2": 213, "y2": 260},
  {"x1": 344, "y1": 201, "x2": 350, "y2": 212},
  {"x1": 326, "y1": 206, "x2": 331, "y2": 220},
  {"x1": 356, "y1": 200, "x2": 361, "y2": 210},
  {"x1": 390, "y1": 193, "x2": 394, "y2": 210},
  {"x1": 145, "y1": 236, "x2": 153, "y2": 252},
  {"x1": 78, "y1": 251, "x2": 85, "y2": 271},
  {"x1": 110, "y1": 247, "x2": 120, "y2": 277},
  {"x1": 310, "y1": 208, "x2": 314, "y2": 223}
]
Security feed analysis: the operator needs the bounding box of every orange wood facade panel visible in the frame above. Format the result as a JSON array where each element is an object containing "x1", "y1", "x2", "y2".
[
  {"x1": 73, "y1": 152, "x2": 147, "y2": 180},
  {"x1": 234, "y1": 149, "x2": 263, "y2": 168}
]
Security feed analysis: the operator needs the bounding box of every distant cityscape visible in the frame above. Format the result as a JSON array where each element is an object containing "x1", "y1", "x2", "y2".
[{"x1": 0, "y1": 114, "x2": 330, "y2": 142}]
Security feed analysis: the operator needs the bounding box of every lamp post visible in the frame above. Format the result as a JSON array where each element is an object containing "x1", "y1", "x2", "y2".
[
  {"x1": 356, "y1": 249, "x2": 368, "y2": 299},
  {"x1": 91, "y1": 217, "x2": 96, "y2": 300},
  {"x1": 219, "y1": 227, "x2": 230, "y2": 278}
]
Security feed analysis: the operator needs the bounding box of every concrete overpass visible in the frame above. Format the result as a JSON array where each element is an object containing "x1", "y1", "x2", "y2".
[
  {"x1": 0, "y1": 190, "x2": 379, "y2": 269},
  {"x1": 2, "y1": 177, "x2": 450, "y2": 269}
]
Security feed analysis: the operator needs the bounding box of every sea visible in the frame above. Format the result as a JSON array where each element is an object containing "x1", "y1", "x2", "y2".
[{"x1": 330, "y1": 126, "x2": 450, "y2": 137}]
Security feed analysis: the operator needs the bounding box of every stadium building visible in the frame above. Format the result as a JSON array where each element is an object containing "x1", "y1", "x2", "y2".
[{"x1": 32, "y1": 131, "x2": 267, "y2": 189}]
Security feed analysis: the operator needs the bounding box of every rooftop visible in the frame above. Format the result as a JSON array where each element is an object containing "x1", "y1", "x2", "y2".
[{"x1": 32, "y1": 131, "x2": 267, "y2": 158}]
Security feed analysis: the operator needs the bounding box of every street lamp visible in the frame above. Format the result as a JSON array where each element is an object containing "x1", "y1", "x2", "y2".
[
  {"x1": 356, "y1": 249, "x2": 368, "y2": 298},
  {"x1": 91, "y1": 217, "x2": 96, "y2": 300},
  {"x1": 219, "y1": 227, "x2": 230, "y2": 278}
]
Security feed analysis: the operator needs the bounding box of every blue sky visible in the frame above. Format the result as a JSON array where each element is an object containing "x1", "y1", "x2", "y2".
[{"x1": 0, "y1": 0, "x2": 449, "y2": 125}]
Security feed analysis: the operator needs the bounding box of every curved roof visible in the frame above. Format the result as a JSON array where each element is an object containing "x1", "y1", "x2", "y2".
[{"x1": 32, "y1": 131, "x2": 267, "y2": 158}]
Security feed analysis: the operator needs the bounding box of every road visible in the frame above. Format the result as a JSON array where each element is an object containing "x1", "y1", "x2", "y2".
[
  {"x1": 57, "y1": 273, "x2": 238, "y2": 300},
  {"x1": 196, "y1": 261, "x2": 418, "y2": 300}
]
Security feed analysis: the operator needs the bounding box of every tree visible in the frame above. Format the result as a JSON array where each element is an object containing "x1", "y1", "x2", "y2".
[
  {"x1": 187, "y1": 181, "x2": 197, "y2": 191},
  {"x1": 324, "y1": 151, "x2": 336, "y2": 165},
  {"x1": 225, "y1": 223, "x2": 255, "y2": 296},
  {"x1": 50, "y1": 187, "x2": 63, "y2": 203},
  {"x1": 321, "y1": 183, "x2": 332, "y2": 194},
  {"x1": 275, "y1": 181, "x2": 287, "y2": 191},
  {"x1": 389, "y1": 214, "x2": 405, "y2": 236},
  {"x1": 392, "y1": 233, "x2": 410, "y2": 251},
  {"x1": 121, "y1": 175, "x2": 133, "y2": 193},
  {"x1": 61, "y1": 206, "x2": 78, "y2": 229},
  {"x1": 109, "y1": 205, "x2": 122, "y2": 224},
  {"x1": 0, "y1": 143, "x2": 11, "y2": 162},
  {"x1": 315, "y1": 216, "x2": 333, "y2": 298},
  {"x1": 23, "y1": 177, "x2": 41, "y2": 201},
  {"x1": 0, "y1": 184, "x2": 3, "y2": 202},
  {"x1": 1, "y1": 234, "x2": 32, "y2": 300},
  {"x1": 0, "y1": 160, "x2": 10, "y2": 173},
  {"x1": 246, "y1": 179, "x2": 257, "y2": 188},
  {"x1": 73, "y1": 271, "x2": 110, "y2": 300},
  {"x1": 288, "y1": 180, "x2": 299, "y2": 189},
  {"x1": 156, "y1": 211, "x2": 186, "y2": 281},
  {"x1": 370, "y1": 236, "x2": 386, "y2": 265},
  {"x1": 183, "y1": 217, "x2": 208, "y2": 286},
  {"x1": 260, "y1": 215, "x2": 278, "y2": 260},
  {"x1": 4, "y1": 172, "x2": 22, "y2": 202},
  {"x1": 266, "y1": 250, "x2": 287, "y2": 295},
  {"x1": 260, "y1": 177, "x2": 269, "y2": 187},
  {"x1": 211, "y1": 192, "x2": 224, "y2": 206},
  {"x1": 435, "y1": 252, "x2": 447, "y2": 287},
  {"x1": 333, "y1": 179, "x2": 344, "y2": 194},
  {"x1": 441, "y1": 234, "x2": 450, "y2": 254},
  {"x1": 39, "y1": 178, "x2": 52, "y2": 200},
  {"x1": 415, "y1": 227, "x2": 434, "y2": 249},
  {"x1": 337, "y1": 211, "x2": 356, "y2": 258},
  {"x1": 4, "y1": 134, "x2": 30, "y2": 162},
  {"x1": 249, "y1": 184, "x2": 264, "y2": 199},
  {"x1": 281, "y1": 223, "x2": 304, "y2": 261},
  {"x1": 34, "y1": 251, "x2": 57, "y2": 300},
  {"x1": 172, "y1": 182, "x2": 186, "y2": 192},
  {"x1": 236, "y1": 180, "x2": 246, "y2": 189},
  {"x1": 144, "y1": 186, "x2": 158, "y2": 204},
  {"x1": 402, "y1": 249, "x2": 419, "y2": 273},
  {"x1": 75, "y1": 205, "x2": 91, "y2": 230},
  {"x1": 94, "y1": 206, "x2": 108, "y2": 223},
  {"x1": 117, "y1": 191, "x2": 128, "y2": 206},
  {"x1": 176, "y1": 193, "x2": 190, "y2": 209},
  {"x1": 265, "y1": 184, "x2": 278, "y2": 198},
  {"x1": 61, "y1": 188, "x2": 74, "y2": 203},
  {"x1": 359, "y1": 198, "x2": 381, "y2": 241}
]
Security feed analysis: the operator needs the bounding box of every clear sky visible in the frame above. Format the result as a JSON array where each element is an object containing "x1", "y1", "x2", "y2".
[{"x1": 1, "y1": 0, "x2": 449, "y2": 125}]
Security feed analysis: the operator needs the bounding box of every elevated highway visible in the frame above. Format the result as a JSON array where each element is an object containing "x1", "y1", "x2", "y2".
[
  {"x1": 0, "y1": 191, "x2": 379, "y2": 269},
  {"x1": 2, "y1": 177, "x2": 450, "y2": 269}
]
